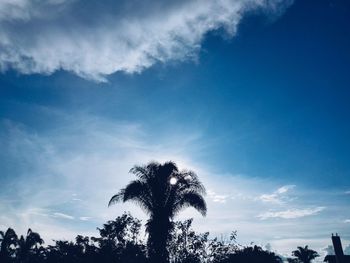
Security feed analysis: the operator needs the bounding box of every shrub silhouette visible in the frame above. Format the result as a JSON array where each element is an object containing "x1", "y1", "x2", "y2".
[
  {"x1": 168, "y1": 219, "x2": 239, "y2": 263},
  {"x1": 217, "y1": 245, "x2": 282, "y2": 263},
  {"x1": 109, "y1": 161, "x2": 207, "y2": 263}
]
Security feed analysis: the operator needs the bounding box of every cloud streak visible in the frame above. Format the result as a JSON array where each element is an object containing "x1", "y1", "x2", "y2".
[
  {"x1": 53, "y1": 212, "x2": 75, "y2": 220},
  {"x1": 0, "y1": 0, "x2": 292, "y2": 81},
  {"x1": 207, "y1": 190, "x2": 229, "y2": 203},
  {"x1": 258, "y1": 207, "x2": 325, "y2": 220},
  {"x1": 258, "y1": 185, "x2": 295, "y2": 204}
]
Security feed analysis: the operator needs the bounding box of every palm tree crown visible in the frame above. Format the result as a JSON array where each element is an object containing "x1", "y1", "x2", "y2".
[
  {"x1": 109, "y1": 161, "x2": 207, "y2": 263},
  {"x1": 0, "y1": 228, "x2": 18, "y2": 262},
  {"x1": 17, "y1": 228, "x2": 44, "y2": 262},
  {"x1": 292, "y1": 245, "x2": 319, "y2": 263}
]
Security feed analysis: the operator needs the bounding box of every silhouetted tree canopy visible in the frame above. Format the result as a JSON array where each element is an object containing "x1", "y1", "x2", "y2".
[
  {"x1": 0, "y1": 213, "x2": 294, "y2": 263},
  {"x1": 218, "y1": 245, "x2": 283, "y2": 263},
  {"x1": 1, "y1": 228, "x2": 19, "y2": 263},
  {"x1": 291, "y1": 245, "x2": 319, "y2": 263}
]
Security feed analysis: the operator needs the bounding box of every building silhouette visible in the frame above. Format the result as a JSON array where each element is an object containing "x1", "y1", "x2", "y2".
[{"x1": 324, "y1": 234, "x2": 350, "y2": 263}]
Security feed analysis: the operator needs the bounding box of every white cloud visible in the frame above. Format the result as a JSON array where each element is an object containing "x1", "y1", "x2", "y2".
[
  {"x1": 0, "y1": 0, "x2": 292, "y2": 81},
  {"x1": 323, "y1": 245, "x2": 335, "y2": 255},
  {"x1": 207, "y1": 190, "x2": 229, "y2": 203},
  {"x1": 79, "y1": 217, "x2": 91, "y2": 221},
  {"x1": 258, "y1": 185, "x2": 295, "y2": 204},
  {"x1": 277, "y1": 185, "x2": 295, "y2": 194},
  {"x1": 53, "y1": 212, "x2": 75, "y2": 220},
  {"x1": 258, "y1": 207, "x2": 325, "y2": 220},
  {"x1": 344, "y1": 219, "x2": 350, "y2": 223},
  {"x1": 344, "y1": 244, "x2": 350, "y2": 255},
  {"x1": 259, "y1": 193, "x2": 281, "y2": 203}
]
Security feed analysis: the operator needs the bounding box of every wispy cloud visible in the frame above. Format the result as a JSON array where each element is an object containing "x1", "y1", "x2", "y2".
[
  {"x1": 258, "y1": 207, "x2": 325, "y2": 220},
  {"x1": 344, "y1": 219, "x2": 350, "y2": 223},
  {"x1": 0, "y1": 0, "x2": 292, "y2": 81},
  {"x1": 207, "y1": 190, "x2": 229, "y2": 203},
  {"x1": 53, "y1": 212, "x2": 75, "y2": 220},
  {"x1": 276, "y1": 185, "x2": 295, "y2": 194},
  {"x1": 258, "y1": 185, "x2": 295, "y2": 204}
]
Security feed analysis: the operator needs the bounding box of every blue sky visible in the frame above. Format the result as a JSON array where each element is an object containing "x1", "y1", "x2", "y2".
[{"x1": 0, "y1": 0, "x2": 350, "y2": 259}]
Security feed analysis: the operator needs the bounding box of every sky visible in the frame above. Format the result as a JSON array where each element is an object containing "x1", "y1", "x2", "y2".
[{"x1": 0, "y1": 0, "x2": 350, "y2": 260}]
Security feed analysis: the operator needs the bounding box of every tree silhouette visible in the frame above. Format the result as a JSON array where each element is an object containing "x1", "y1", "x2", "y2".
[
  {"x1": 17, "y1": 228, "x2": 44, "y2": 263},
  {"x1": 0, "y1": 228, "x2": 18, "y2": 263},
  {"x1": 220, "y1": 245, "x2": 282, "y2": 263},
  {"x1": 109, "y1": 161, "x2": 207, "y2": 263},
  {"x1": 168, "y1": 219, "x2": 238, "y2": 263},
  {"x1": 92, "y1": 212, "x2": 146, "y2": 263},
  {"x1": 291, "y1": 245, "x2": 319, "y2": 263},
  {"x1": 286, "y1": 258, "x2": 300, "y2": 263},
  {"x1": 0, "y1": 218, "x2": 325, "y2": 263}
]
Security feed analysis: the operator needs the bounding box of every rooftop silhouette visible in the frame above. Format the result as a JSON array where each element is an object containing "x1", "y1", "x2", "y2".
[{"x1": 324, "y1": 234, "x2": 350, "y2": 263}]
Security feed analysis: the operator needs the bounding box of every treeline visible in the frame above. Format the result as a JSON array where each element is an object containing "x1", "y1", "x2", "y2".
[{"x1": 0, "y1": 212, "x2": 318, "y2": 263}]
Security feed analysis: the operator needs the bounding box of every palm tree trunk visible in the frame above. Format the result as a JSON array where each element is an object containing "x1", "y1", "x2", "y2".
[{"x1": 147, "y1": 216, "x2": 172, "y2": 263}]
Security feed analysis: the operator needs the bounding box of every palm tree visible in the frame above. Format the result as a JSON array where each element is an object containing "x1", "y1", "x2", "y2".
[
  {"x1": 292, "y1": 245, "x2": 319, "y2": 263},
  {"x1": 109, "y1": 161, "x2": 207, "y2": 263},
  {"x1": 17, "y1": 228, "x2": 44, "y2": 262},
  {"x1": 0, "y1": 228, "x2": 18, "y2": 262}
]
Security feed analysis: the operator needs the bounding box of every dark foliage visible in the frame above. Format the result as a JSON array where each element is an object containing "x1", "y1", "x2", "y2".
[
  {"x1": 218, "y1": 245, "x2": 283, "y2": 263},
  {"x1": 291, "y1": 245, "x2": 319, "y2": 263},
  {"x1": 0, "y1": 212, "x2": 147, "y2": 263},
  {"x1": 0, "y1": 214, "x2": 293, "y2": 263}
]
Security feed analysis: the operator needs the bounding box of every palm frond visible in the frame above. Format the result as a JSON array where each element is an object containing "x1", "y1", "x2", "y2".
[
  {"x1": 176, "y1": 170, "x2": 206, "y2": 195},
  {"x1": 130, "y1": 165, "x2": 150, "y2": 180},
  {"x1": 26, "y1": 230, "x2": 44, "y2": 246},
  {"x1": 123, "y1": 180, "x2": 149, "y2": 200},
  {"x1": 115, "y1": 180, "x2": 153, "y2": 213},
  {"x1": 172, "y1": 191, "x2": 207, "y2": 217},
  {"x1": 108, "y1": 191, "x2": 125, "y2": 207}
]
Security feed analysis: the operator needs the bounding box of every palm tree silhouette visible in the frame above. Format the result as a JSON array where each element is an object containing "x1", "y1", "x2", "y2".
[
  {"x1": 292, "y1": 245, "x2": 319, "y2": 263},
  {"x1": 17, "y1": 228, "x2": 44, "y2": 262},
  {"x1": 109, "y1": 161, "x2": 207, "y2": 263},
  {"x1": 0, "y1": 228, "x2": 18, "y2": 263}
]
